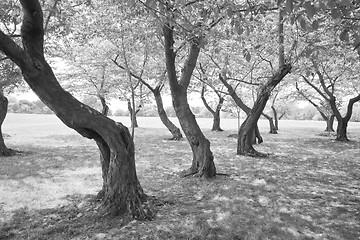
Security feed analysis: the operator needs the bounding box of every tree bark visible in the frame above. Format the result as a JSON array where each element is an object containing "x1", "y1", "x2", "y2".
[
  {"x1": 200, "y1": 85, "x2": 224, "y2": 131},
  {"x1": 219, "y1": 74, "x2": 263, "y2": 143},
  {"x1": 237, "y1": 64, "x2": 292, "y2": 157},
  {"x1": 271, "y1": 105, "x2": 279, "y2": 130},
  {"x1": 329, "y1": 94, "x2": 360, "y2": 141},
  {"x1": 163, "y1": 23, "x2": 216, "y2": 178},
  {"x1": 325, "y1": 115, "x2": 335, "y2": 132},
  {"x1": 0, "y1": 0, "x2": 153, "y2": 219},
  {"x1": 127, "y1": 99, "x2": 139, "y2": 128},
  {"x1": 153, "y1": 87, "x2": 183, "y2": 140},
  {"x1": 98, "y1": 95, "x2": 109, "y2": 116},
  {"x1": 262, "y1": 112, "x2": 277, "y2": 134},
  {"x1": 0, "y1": 93, "x2": 14, "y2": 156}
]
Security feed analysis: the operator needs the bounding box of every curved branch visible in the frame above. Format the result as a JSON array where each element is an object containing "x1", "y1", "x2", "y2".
[{"x1": 20, "y1": 0, "x2": 44, "y2": 57}]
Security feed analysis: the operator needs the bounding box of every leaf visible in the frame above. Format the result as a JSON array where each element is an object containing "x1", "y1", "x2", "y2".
[
  {"x1": 304, "y1": 2, "x2": 316, "y2": 20},
  {"x1": 236, "y1": 26, "x2": 244, "y2": 35},
  {"x1": 299, "y1": 17, "x2": 307, "y2": 30},
  {"x1": 354, "y1": 42, "x2": 360, "y2": 51},
  {"x1": 311, "y1": 20, "x2": 319, "y2": 30},
  {"x1": 277, "y1": 0, "x2": 285, "y2": 6},
  {"x1": 227, "y1": 7, "x2": 234, "y2": 18},
  {"x1": 330, "y1": 9, "x2": 341, "y2": 19},
  {"x1": 339, "y1": 29, "x2": 349, "y2": 42},
  {"x1": 243, "y1": 49, "x2": 251, "y2": 62},
  {"x1": 286, "y1": 0, "x2": 293, "y2": 13},
  {"x1": 339, "y1": 0, "x2": 353, "y2": 7}
]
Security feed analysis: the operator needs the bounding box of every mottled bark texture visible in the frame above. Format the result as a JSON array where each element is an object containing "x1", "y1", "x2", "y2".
[
  {"x1": 0, "y1": 0, "x2": 153, "y2": 219},
  {"x1": 163, "y1": 23, "x2": 216, "y2": 178},
  {"x1": 237, "y1": 64, "x2": 291, "y2": 157}
]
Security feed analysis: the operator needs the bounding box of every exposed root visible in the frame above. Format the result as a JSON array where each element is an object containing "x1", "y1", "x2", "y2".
[
  {"x1": 168, "y1": 136, "x2": 183, "y2": 141},
  {"x1": 211, "y1": 128, "x2": 224, "y2": 132},
  {"x1": 216, "y1": 172, "x2": 230, "y2": 176},
  {"x1": 179, "y1": 168, "x2": 198, "y2": 178},
  {"x1": 0, "y1": 148, "x2": 15, "y2": 157},
  {"x1": 246, "y1": 150, "x2": 268, "y2": 158},
  {"x1": 335, "y1": 136, "x2": 349, "y2": 142}
]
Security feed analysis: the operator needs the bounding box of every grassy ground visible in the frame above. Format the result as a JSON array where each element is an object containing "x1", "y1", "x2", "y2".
[{"x1": 0, "y1": 113, "x2": 359, "y2": 240}]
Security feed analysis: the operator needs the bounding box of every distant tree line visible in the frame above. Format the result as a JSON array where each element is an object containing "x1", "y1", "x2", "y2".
[{"x1": 8, "y1": 97, "x2": 360, "y2": 122}]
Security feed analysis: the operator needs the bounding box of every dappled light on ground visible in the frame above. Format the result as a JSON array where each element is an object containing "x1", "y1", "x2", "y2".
[{"x1": 0, "y1": 116, "x2": 359, "y2": 239}]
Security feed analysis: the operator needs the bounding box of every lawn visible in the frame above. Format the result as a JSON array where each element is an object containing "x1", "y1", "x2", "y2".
[{"x1": 0, "y1": 113, "x2": 359, "y2": 240}]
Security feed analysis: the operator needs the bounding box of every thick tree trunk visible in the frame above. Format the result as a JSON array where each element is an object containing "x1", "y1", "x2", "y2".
[
  {"x1": 0, "y1": 94, "x2": 13, "y2": 156},
  {"x1": 335, "y1": 118, "x2": 349, "y2": 141},
  {"x1": 328, "y1": 94, "x2": 360, "y2": 142},
  {"x1": 127, "y1": 99, "x2": 139, "y2": 128},
  {"x1": 0, "y1": 0, "x2": 153, "y2": 219},
  {"x1": 237, "y1": 64, "x2": 291, "y2": 156},
  {"x1": 175, "y1": 93, "x2": 216, "y2": 178},
  {"x1": 163, "y1": 23, "x2": 216, "y2": 178},
  {"x1": 219, "y1": 74, "x2": 263, "y2": 142},
  {"x1": 153, "y1": 88, "x2": 183, "y2": 140}
]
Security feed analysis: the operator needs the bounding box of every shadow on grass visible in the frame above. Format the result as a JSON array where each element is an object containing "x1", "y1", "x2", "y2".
[
  {"x1": 0, "y1": 194, "x2": 131, "y2": 240},
  {"x1": 0, "y1": 146, "x2": 99, "y2": 180}
]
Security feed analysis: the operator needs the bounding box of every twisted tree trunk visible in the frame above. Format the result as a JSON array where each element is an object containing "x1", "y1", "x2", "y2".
[
  {"x1": 237, "y1": 64, "x2": 291, "y2": 156},
  {"x1": 0, "y1": 0, "x2": 153, "y2": 219},
  {"x1": 163, "y1": 23, "x2": 216, "y2": 178}
]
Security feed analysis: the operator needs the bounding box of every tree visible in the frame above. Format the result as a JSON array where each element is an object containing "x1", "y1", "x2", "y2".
[
  {"x1": 0, "y1": 1, "x2": 23, "y2": 156},
  {"x1": 295, "y1": 81, "x2": 335, "y2": 132},
  {"x1": 196, "y1": 63, "x2": 225, "y2": 131},
  {"x1": 121, "y1": 68, "x2": 183, "y2": 140},
  {"x1": 296, "y1": 9, "x2": 360, "y2": 140},
  {"x1": 0, "y1": 0, "x2": 153, "y2": 219},
  {"x1": 235, "y1": 5, "x2": 291, "y2": 156},
  {"x1": 154, "y1": 0, "x2": 220, "y2": 178}
]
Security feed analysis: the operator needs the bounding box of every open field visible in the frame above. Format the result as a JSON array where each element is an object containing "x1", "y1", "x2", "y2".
[{"x1": 0, "y1": 113, "x2": 360, "y2": 239}]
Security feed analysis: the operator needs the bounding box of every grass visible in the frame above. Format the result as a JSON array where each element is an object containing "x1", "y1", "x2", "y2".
[{"x1": 0, "y1": 113, "x2": 359, "y2": 240}]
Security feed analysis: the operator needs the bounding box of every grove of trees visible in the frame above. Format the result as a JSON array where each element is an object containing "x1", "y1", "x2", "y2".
[{"x1": 0, "y1": 0, "x2": 359, "y2": 219}]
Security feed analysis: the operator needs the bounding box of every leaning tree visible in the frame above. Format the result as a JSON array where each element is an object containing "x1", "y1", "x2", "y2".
[{"x1": 0, "y1": 0, "x2": 153, "y2": 219}]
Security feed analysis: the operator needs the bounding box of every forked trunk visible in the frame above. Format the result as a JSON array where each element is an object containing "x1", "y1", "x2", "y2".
[
  {"x1": 163, "y1": 23, "x2": 216, "y2": 178},
  {"x1": 237, "y1": 64, "x2": 291, "y2": 156},
  {"x1": 262, "y1": 113, "x2": 277, "y2": 134},
  {"x1": 0, "y1": 94, "x2": 13, "y2": 156},
  {"x1": 154, "y1": 88, "x2": 182, "y2": 140},
  {"x1": 328, "y1": 94, "x2": 360, "y2": 141},
  {"x1": 335, "y1": 118, "x2": 349, "y2": 141}
]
